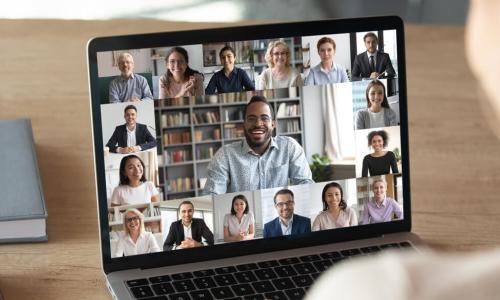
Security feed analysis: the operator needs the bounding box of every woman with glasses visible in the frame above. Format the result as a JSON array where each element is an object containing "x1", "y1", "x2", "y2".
[
  {"x1": 114, "y1": 208, "x2": 161, "y2": 257},
  {"x1": 257, "y1": 40, "x2": 304, "y2": 90},
  {"x1": 159, "y1": 46, "x2": 204, "y2": 99},
  {"x1": 110, "y1": 154, "x2": 160, "y2": 206},
  {"x1": 312, "y1": 182, "x2": 358, "y2": 231}
]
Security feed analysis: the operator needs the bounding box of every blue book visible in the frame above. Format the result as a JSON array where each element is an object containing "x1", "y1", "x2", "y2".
[{"x1": 0, "y1": 119, "x2": 47, "y2": 243}]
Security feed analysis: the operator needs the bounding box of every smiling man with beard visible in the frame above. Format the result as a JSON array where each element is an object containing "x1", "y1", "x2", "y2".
[{"x1": 205, "y1": 95, "x2": 313, "y2": 194}]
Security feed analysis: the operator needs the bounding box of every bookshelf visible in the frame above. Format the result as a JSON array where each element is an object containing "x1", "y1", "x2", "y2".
[
  {"x1": 155, "y1": 88, "x2": 305, "y2": 200},
  {"x1": 108, "y1": 202, "x2": 163, "y2": 234}
]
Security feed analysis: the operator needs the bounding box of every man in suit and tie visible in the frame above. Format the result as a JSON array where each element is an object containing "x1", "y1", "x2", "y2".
[
  {"x1": 263, "y1": 189, "x2": 311, "y2": 238},
  {"x1": 163, "y1": 201, "x2": 214, "y2": 251},
  {"x1": 351, "y1": 32, "x2": 396, "y2": 81},
  {"x1": 106, "y1": 104, "x2": 157, "y2": 154}
]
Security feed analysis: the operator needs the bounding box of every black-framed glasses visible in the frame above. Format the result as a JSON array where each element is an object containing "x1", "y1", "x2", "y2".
[
  {"x1": 245, "y1": 115, "x2": 272, "y2": 125},
  {"x1": 275, "y1": 201, "x2": 294, "y2": 208},
  {"x1": 125, "y1": 216, "x2": 140, "y2": 223}
]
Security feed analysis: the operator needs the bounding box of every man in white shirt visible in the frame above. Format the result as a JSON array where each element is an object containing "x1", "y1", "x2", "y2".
[
  {"x1": 105, "y1": 104, "x2": 157, "y2": 154},
  {"x1": 163, "y1": 201, "x2": 214, "y2": 251}
]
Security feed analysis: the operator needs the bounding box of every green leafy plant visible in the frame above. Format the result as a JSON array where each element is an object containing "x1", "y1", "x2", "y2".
[
  {"x1": 393, "y1": 147, "x2": 401, "y2": 162},
  {"x1": 309, "y1": 153, "x2": 334, "y2": 182}
]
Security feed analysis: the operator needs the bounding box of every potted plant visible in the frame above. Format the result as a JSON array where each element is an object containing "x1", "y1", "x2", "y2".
[{"x1": 309, "y1": 153, "x2": 334, "y2": 182}]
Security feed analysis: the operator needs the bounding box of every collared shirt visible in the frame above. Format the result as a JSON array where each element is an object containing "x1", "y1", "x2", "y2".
[
  {"x1": 126, "y1": 125, "x2": 137, "y2": 148},
  {"x1": 366, "y1": 50, "x2": 378, "y2": 68},
  {"x1": 113, "y1": 231, "x2": 160, "y2": 257},
  {"x1": 223, "y1": 212, "x2": 255, "y2": 236},
  {"x1": 279, "y1": 215, "x2": 294, "y2": 236},
  {"x1": 304, "y1": 62, "x2": 349, "y2": 86},
  {"x1": 205, "y1": 67, "x2": 255, "y2": 95},
  {"x1": 361, "y1": 197, "x2": 402, "y2": 224},
  {"x1": 183, "y1": 223, "x2": 192, "y2": 239},
  {"x1": 109, "y1": 73, "x2": 153, "y2": 103},
  {"x1": 204, "y1": 136, "x2": 314, "y2": 194}
]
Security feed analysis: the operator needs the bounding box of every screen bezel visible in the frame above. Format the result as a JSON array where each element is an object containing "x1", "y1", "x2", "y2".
[{"x1": 87, "y1": 16, "x2": 410, "y2": 274}]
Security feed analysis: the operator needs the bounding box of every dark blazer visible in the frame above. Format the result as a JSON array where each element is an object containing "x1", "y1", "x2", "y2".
[
  {"x1": 105, "y1": 123, "x2": 156, "y2": 153},
  {"x1": 163, "y1": 218, "x2": 214, "y2": 251},
  {"x1": 263, "y1": 214, "x2": 311, "y2": 238},
  {"x1": 351, "y1": 51, "x2": 396, "y2": 81}
]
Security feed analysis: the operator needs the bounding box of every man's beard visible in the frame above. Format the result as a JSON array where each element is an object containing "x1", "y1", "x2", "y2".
[{"x1": 244, "y1": 126, "x2": 272, "y2": 149}]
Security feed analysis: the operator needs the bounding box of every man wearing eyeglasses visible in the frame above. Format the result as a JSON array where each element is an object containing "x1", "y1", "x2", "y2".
[
  {"x1": 109, "y1": 52, "x2": 153, "y2": 103},
  {"x1": 263, "y1": 189, "x2": 311, "y2": 238},
  {"x1": 205, "y1": 95, "x2": 313, "y2": 194}
]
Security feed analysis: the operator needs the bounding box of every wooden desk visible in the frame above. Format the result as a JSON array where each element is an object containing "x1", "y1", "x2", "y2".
[{"x1": 1, "y1": 20, "x2": 500, "y2": 299}]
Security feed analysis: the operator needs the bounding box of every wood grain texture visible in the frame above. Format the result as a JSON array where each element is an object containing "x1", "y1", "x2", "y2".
[{"x1": 1, "y1": 20, "x2": 499, "y2": 299}]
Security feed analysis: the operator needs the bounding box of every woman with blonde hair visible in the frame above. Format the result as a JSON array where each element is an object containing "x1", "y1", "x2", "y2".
[
  {"x1": 257, "y1": 40, "x2": 304, "y2": 90},
  {"x1": 114, "y1": 208, "x2": 160, "y2": 257}
]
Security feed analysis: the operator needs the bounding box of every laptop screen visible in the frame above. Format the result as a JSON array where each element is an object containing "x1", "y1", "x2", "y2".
[{"x1": 88, "y1": 17, "x2": 409, "y2": 269}]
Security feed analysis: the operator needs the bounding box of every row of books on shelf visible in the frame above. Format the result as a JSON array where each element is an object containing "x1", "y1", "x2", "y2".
[
  {"x1": 280, "y1": 119, "x2": 301, "y2": 133},
  {"x1": 108, "y1": 205, "x2": 161, "y2": 223},
  {"x1": 223, "y1": 109, "x2": 244, "y2": 122},
  {"x1": 163, "y1": 132, "x2": 191, "y2": 145},
  {"x1": 167, "y1": 177, "x2": 194, "y2": 193},
  {"x1": 196, "y1": 146, "x2": 219, "y2": 160},
  {"x1": 276, "y1": 103, "x2": 301, "y2": 117},
  {"x1": 161, "y1": 112, "x2": 190, "y2": 127},
  {"x1": 223, "y1": 124, "x2": 245, "y2": 139},
  {"x1": 166, "y1": 149, "x2": 192, "y2": 164},
  {"x1": 192, "y1": 111, "x2": 220, "y2": 124},
  {"x1": 195, "y1": 128, "x2": 221, "y2": 142}
]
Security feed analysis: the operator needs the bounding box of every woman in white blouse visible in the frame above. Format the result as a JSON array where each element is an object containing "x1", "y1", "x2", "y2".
[
  {"x1": 312, "y1": 182, "x2": 358, "y2": 231},
  {"x1": 110, "y1": 154, "x2": 159, "y2": 206},
  {"x1": 223, "y1": 195, "x2": 255, "y2": 242},
  {"x1": 114, "y1": 208, "x2": 160, "y2": 257},
  {"x1": 257, "y1": 40, "x2": 304, "y2": 90}
]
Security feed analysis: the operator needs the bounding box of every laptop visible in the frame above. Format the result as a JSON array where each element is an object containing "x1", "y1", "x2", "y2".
[{"x1": 87, "y1": 16, "x2": 422, "y2": 300}]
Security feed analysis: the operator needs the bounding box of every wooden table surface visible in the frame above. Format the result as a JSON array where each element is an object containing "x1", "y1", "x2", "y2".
[{"x1": 1, "y1": 19, "x2": 500, "y2": 299}]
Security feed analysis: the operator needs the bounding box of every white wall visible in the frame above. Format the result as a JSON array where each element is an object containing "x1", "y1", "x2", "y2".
[
  {"x1": 302, "y1": 33, "x2": 351, "y2": 78},
  {"x1": 354, "y1": 125, "x2": 401, "y2": 177},
  {"x1": 302, "y1": 85, "x2": 324, "y2": 162},
  {"x1": 97, "y1": 48, "x2": 153, "y2": 77}
]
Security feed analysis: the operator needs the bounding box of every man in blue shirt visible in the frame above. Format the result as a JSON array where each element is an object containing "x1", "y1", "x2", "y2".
[
  {"x1": 263, "y1": 189, "x2": 311, "y2": 238},
  {"x1": 205, "y1": 46, "x2": 255, "y2": 95},
  {"x1": 205, "y1": 95, "x2": 313, "y2": 194},
  {"x1": 109, "y1": 52, "x2": 153, "y2": 103}
]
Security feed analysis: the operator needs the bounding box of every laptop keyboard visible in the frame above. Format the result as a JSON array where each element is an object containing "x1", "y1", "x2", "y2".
[{"x1": 126, "y1": 241, "x2": 413, "y2": 300}]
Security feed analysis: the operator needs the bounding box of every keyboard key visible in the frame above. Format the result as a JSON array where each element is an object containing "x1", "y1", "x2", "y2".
[
  {"x1": 190, "y1": 290, "x2": 213, "y2": 300},
  {"x1": 360, "y1": 246, "x2": 380, "y2": 254},
  {"x1": 130, "y1": 285, "x2": 154, "y2": 298},
  {"x1": 284, "y1": 288, "x2": 305, "y2": 299},
  {"x1": 292, "y1": 275, "x2": 313, "y2": 288},
  {"x1": 127, "y1": 278, "x2": 149, "y2": 287},
  {"x1": 193, "y1": 277, "x2": 216, "y2": 289},
  {"x1": 273, "y1": 265, "x2": 297, "y2": 277},
  {"x1": 380, "y1": 243, "x2": 400, "y2": 249},
  {"x1": 214, "y1": 274, "x2": 237, "y2": 286},
  {"x1": 211, "y1": 286, "x2": 235, "y2": 299},
  {"x1": 234, "y1": 271, "x2": 257, "y2": 283},
  {"x1": 194, "y1": 269, "x2": 216, "y2": 277},
  {"x1": 293, "y1": 262, "x2": 316, "y2": 274},
  {"x1": 169, "y1": 292, "x2": 190, "y2": 300},
  {"x1": 299, "y1": 254, "x2": 321, "y2": 262},
  {"x1": 254, "y1": 268, "x2": 277, "y2": 280},
  {"x1": 172, "y1": 279, "x2": 195, "y2": 292},
  {"x1": 215, "y1": 266, "x2": 237, "y2": 274},
  {"x1": 171, "y1": 272, "x2": 194, "y2": 281},
  {"x1": 149, "y1": 275, "x2": 172, "y2": 284},
  {"x1": 271, "y1": 278, "x2": 295, "y2": 290},
  {"x1": 257, "y1": 260, "x2": 279, "y2": 268},
  {"x1": 231, "y1": 283, "x2": 255, "y2": 296},
  {"x1": 264, "y1": 291, "x2": 287, "y2": 300},
  {"x1": 278, "y1": 257, "x2": 300, "y2": 265},
  {"x1": 152, "y1": 283, "x2": 175, "y2": 295},
  {"x1": 310, "y1": 272, "x2": 321, "y2": 280},
  {"x1": 319, "y1": 251, "x2": 341, "y2": 260},
  {"x1": 243, "y1": 295, "x2": 264, "y2": 300},
  {"x1": 235, "y1": 263, "x2": 258, "y2": 271},
  {"x1": 340, "y1": 248, "x2": 361, "y2": 257},
  {"x1": 312, "y1": 260, "x2": 332, "y2": 272},
  {"x1": 252, "y1": 281, "x2": 275, "y2": 293}
]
